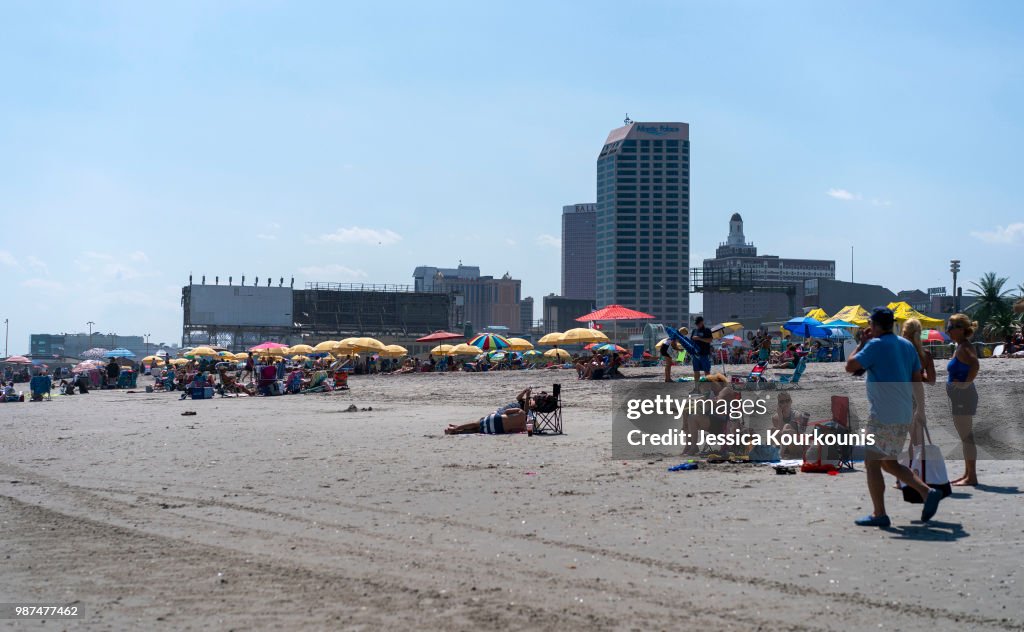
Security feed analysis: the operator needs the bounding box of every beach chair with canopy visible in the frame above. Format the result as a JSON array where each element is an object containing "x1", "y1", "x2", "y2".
[{"x1": 532, "y1": 383, "x2": 563, "y2": 435}]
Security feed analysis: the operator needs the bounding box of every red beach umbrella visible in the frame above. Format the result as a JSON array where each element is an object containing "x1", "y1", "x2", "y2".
[
  {"x1": 415, "y1": 331, "x2": 464, "y2": 343},
  {"x1": 3, "y1": 355, "x2": 31, "y2": 364},
  {"x1": 574, "y1": 304, "x2": 656, "y2": 322},
  {"x1": 249, "y1": 342, "x2": 289, "y2": 351}
]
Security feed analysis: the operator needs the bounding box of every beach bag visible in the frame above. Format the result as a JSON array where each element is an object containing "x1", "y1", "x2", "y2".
[{"x1": 898, "y1": 427, "x2": 952, "y2": 503}]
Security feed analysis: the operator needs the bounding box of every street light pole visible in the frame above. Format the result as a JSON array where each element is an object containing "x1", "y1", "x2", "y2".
[
  {"x1": 950, "y1": 260, "x2": 961, "y2": 313},
  {"x1": 3, "y1": 318, "x2": 8, "y2": 358},
  {"x1": 87, "y1": 321, "x2": 95, "y2": 352},
  {"x1": 145, "y1": 333, "x2": 151, "y2": 356}
]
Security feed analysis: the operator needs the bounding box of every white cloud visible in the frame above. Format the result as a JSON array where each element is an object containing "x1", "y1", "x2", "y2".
[
  {"x1": 869, "y1": 198, "x2": 892, "y2": 207},
  {"x1": 298, "y1": 264, "x2": 368, "y2": 280},
  {"x1": 74, "y1": 251, "x2": 149, "y2": 281},
  {"x1": 317, "y1": 226, "x2": 403, "y2": 246},
  {"x1": 21, "y1": 278, "x2": 64, "y2": 291},
  {"x1": 827, "y1": 188, "x2": 860, "y2": 201},
  {"x1": 25, "y1": 255, "x2": 49, "y2": 274},
  {"x1": 129, "y1": 251, "x2": 149, "y2": 263},
  {"x1": 970, "y1": 222, "x2": 1024, "y2": 245},
  {"x1": 0, "y1": 250, "x2": 19, "y2": 267},
  {"x1": 536, "y1": 234, "x2": 560, "y2": 248},
  {"x1": 257, "y1": 223, "x2": 281, "y2": 240},
  {"x1": 504, "y1": 238, "x2": 518, "y2": 246}
]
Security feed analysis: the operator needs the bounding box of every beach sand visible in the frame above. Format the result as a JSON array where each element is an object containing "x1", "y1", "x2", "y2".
[{"x1": 2, "y1": 360, "x2": 1022, "y2": 630}]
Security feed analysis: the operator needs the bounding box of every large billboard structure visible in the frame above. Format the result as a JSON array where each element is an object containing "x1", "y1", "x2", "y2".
[
  {"x1": 182, "y1": 283, "x2": 295, "y2": 349},
  {"x1": 293, "y1": 283, "x2": 452, "y2": 340},
  {"x1": 181, "y1": 279, "x2": 454, "y2": 350}
]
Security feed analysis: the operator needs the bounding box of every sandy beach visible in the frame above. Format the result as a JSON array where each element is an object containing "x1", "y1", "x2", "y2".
[{"x1": 2, "y1": 360, "x2": 1023, "y2": 631}]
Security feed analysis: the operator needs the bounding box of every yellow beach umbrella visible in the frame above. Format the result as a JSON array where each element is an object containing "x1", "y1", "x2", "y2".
[
  {"x1": 538, "y1": 332, "x2": 564, "y2": 346},
  {"x1": 341, "y1": 337, "x2": 387, "y2": 353},
  {"x1": 332, "y1": 342, "x2": 359, "y2": 355},
  {"x1": 506, "y1": 337, "x2": 534, "y2": 351},
  {"x1": 381, "y1": 344, "x2": 408, "y2": 358},
  {"x1": 430, "y1": 344, "x2": 455, "y2": 356},
  {"x1": 287, "y1": 344, "x2": 315, "y2": 355},
  {"x1": 313, "y1": 340, "x2": 339, "y2": 353},
  {"x1": 448, "y1": 343, "x2": 481, "y2": 356},
  {"x1": 142, "y1": 355, "x2": 163, "y2": 364},
  {"x1": 710, "y1": 322, "x2": 743, "y2": 339},
  {"x1": 169, "y1": 358, "x2": 189, "y2": 365},
  {"x1": 190, "y1": 346, "x2": 218, "y2": 357},
  {"x1": 291, "y1": 355, "x2": 310, "y2": 361},
  {"x1": 559, "y1": 327, "x2": 609, "y2": 345},
  {"x1": 544, "y1": 348, "x2": 571, "y2": 361}
]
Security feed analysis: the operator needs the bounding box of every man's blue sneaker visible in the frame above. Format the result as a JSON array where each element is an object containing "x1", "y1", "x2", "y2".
[
  {"x1": 921, "y1": 488, "x2": 942, "y2": 522},
  {"x1": 855, "y1": 514, "x2": 891, "y2": 527}
]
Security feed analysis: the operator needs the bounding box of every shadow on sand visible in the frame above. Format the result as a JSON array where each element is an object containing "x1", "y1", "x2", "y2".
[
  {"x1": 973, "y1": 483, "x2": 1021, "y2": 495},
  {"x1": 885, "y1": 520, "x2": 969, "y2": 541}
]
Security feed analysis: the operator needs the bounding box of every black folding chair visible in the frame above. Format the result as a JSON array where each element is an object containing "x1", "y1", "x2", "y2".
[{"x1": 533, "y1": 383, "x2": 563, "y2": 435}]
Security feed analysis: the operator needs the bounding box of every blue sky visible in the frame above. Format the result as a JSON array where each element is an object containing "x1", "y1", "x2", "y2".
[{"x1": 2, "y1": 1, "x2": 1022, "y2": 353}]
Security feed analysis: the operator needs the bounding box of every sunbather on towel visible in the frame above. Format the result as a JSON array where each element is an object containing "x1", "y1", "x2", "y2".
[{"x1": 445, "y1": 407, "x2": 529, "y2": 435}]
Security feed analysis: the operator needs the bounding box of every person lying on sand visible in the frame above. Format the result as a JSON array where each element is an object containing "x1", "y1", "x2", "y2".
[{"x1": 445, "y1": 407, "x2": 528, "y2": 435}]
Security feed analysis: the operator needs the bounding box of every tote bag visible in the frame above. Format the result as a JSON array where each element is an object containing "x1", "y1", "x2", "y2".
[{"x1": 898, "y1": 426, "x2": 952, "y2": 503}]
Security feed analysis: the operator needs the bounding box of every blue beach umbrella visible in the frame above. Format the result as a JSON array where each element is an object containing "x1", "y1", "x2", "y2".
[
  {"x1": 822, "y1": 319, "x2": 858, "y2": 329},
  {"x1": 106, "y1": 348, "x2": 136, "y2": 358},
  {"x1": 782, "y1": 317, "x2": 831, "y2": 339}
]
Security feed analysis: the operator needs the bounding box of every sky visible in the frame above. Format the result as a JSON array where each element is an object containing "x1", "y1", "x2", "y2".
[{"x1": 1, "y1": 0, "x2": 1022, "y2": 354}]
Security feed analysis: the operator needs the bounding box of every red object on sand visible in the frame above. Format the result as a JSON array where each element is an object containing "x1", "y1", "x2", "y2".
[
  {"x1": 575, "y1": 304, "x2": 656, "y2": 322},
  {"x1": 415, "y1": 331, "x2": 464, "y2": 343}
]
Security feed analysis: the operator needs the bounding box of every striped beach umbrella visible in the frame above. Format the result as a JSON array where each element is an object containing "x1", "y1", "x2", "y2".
[
  {"x1": 921, "y1": 329, "x2": 950, "y2": 343},
  {"x1": 468, "y1": 333, "x2": 510, "y2": 351}
]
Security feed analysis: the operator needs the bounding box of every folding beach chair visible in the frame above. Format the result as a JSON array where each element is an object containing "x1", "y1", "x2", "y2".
[
  {"x1": 739, "y1": 360, "x2": 769, "y2": 383},
  {"x1": 629, "y1": 344, "x2": 644, "y2": 367},
  {"x1": 29, "y1": 375, "x2": 52, "y2": 401},
  {"x1": 776, "y1": 356, "x2": 807, "y2": 385},
  {"x1": 532, "y1": 383, "x2": 563, "y2": 435},
  {"x1": 803, "y1": 395, "x2": 855, "y2": 471}
]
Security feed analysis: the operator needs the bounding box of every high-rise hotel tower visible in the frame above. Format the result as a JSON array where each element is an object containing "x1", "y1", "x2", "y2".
[{"x1": 595, "y1": 121, "x2": 690, "y2": 324}]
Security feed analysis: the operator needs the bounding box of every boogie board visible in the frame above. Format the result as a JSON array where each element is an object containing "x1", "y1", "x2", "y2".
[{"x1": 664, "y1": 326, "x2": 700, "y2": 356}]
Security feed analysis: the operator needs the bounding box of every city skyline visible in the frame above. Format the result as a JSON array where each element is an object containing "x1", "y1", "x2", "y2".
[{"x1": 2, "y1": 1, "x2": 1023, "y2": 352}]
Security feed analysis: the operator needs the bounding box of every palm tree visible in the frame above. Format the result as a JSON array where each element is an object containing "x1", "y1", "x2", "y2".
[
  {"x1": 982, "y1": 311, "x2": 1018, "y2": 343},
  {"x1": 966, "y1": 272, "x2": 1012, "y2": 326}
]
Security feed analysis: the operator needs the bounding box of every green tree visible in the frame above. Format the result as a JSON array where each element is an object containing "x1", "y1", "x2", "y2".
[
  {"x1": 966, "y1": 272, "x2": 1012, "y2": 326},
  {"x1": 982, "y1": 310, "x2": 1018, "y2": 343}
]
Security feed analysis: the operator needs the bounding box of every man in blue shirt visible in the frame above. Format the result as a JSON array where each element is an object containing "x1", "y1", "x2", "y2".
[
  {"x1": 846, "y1": 307, "x2": 941, "y2": 527},
  {"x1": 690, "y1": 316, "x2": 714, "y2": 382}
]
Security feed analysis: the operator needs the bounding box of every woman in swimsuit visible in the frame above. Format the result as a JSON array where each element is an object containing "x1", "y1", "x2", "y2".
[{"x1": 945, "y1": 314, "x2": 980, "y2": 486}]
